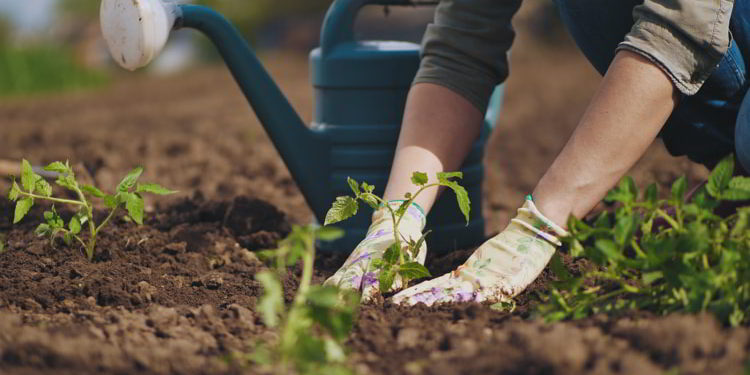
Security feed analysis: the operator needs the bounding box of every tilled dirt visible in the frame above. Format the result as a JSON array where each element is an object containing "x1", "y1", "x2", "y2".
[{"x1": 1, "y1": 3, "x2": 747, "y2": 374}]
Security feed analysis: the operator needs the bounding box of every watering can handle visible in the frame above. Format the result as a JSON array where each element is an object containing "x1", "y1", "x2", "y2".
[{"x1": 320, "y1": 0, "x2": 436, "y2": 55}]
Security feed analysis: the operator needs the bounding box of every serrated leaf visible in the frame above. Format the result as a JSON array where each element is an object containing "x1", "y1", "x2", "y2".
[
  {"x1": 55, "y1": 175, "x2": 77, "y2": 191},
  {"x1": 439, "y1": 179, "x2": 471, "y2": 224},
  {"x1": 315, "y1": 226, "x2": 344, "y2": 241},
  {"x1": 43, "y1": 161, "x2": 69, "y2": 174},
  {"x1": 69, "y1": 216, "x2": 81, "y2": 235},
  {"x1": 383, "y1": 242, "x2": 400, "y2": 265},
  {"x1": 81, "y1": 184, "x2": 106, "y2": 198},
  {"x1": 255, "y1": 271, "x2": 283, "y2": 327},
  {"x1": 360, "y1": 193, "x2": 379, "y2": 209},
  {"x1": 136, "y1": 183, "x2": 177, "y2": 195},
  {"x1": 8, "y1": 180, "x2": 20, "y2": 201},
  {"x1": 123, "y1": 192, "x2": 144, "y2": 225},
  {"x1": 411, "y1": 171, "x2": 428, "y2": 186},
  {"x1": 20, "y1": 159, "x2": 34, "y2": 191},
  {"x1": 671, "y1": 176, "x2": 687, "y2": 203},
  {"x1": 721, "y1": 188, "x2": 750, "y2": 201},
  {"x1": 103, "y1": 195, "x2": 118, "y2": 209},
  {"x1": 707, "y1": 155, "x2": 733, "y2": 197},
  {"x1": 379, "y1": 269, "x2": 396, "y2": 292},
  {"x1": 324, "y1": 196, "x2": 358, "y2": 225},
  {"x1": 347, "y1": 177, "x2": 360, "y2": 196},
  {"x1": 398, "y1": 262, "x2": 431, "y2": 279},
  {"x1": 34, "y1": 177, "x2": 52, "y2": 197},
  {"x1": 117, "y1": 166, "x2": 144, "y2": 192},
  {"x1": 605, "y1": 176, "x2": 637, "y2": 203},
  {"x1": 14, "y1": 197, "x2": 33, "y2": 224}
]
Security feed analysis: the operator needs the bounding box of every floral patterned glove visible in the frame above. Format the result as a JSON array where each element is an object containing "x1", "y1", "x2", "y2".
[
  {"x1": 392, "y1": 195, "x2": 568, "y2": 306},
  {"x1": 323, "y1": 201, "x2": 427, "y2": 301}
]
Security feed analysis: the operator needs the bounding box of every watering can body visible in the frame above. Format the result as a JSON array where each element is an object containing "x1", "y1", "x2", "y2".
[{"x1": 99, "y1": 0, "x2": 504, "y2": 253}]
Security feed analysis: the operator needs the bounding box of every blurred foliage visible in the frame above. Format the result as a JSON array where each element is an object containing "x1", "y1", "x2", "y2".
[
  {"x1": 0, "y1": 16, "x2": 10, "y2": 44},
  {"x1": 58, "y1": 0, "x2": 100, "y2": 18},
  {"x1": 0, "y1": 45, "x2": 108, "y2": 97}
]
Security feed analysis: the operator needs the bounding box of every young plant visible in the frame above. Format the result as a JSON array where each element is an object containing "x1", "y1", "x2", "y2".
[
  {"x1": 324, "y1": 171, "x2": 470, "y2": 292},
  {"x1": 7, "y1": 160, "x2": 175, "y2": 260},
  {"x1": 538, "y1": 154, "x2": 750, "y2": 326},
  {"x1": 251, "y1": 225, "x2": 359, "y2": 375}
]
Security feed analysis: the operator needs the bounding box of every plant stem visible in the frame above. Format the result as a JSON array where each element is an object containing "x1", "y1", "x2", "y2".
[
  {"x1": 71, "y1": 182, "x2": 97, "y2": 261},
  {"x1": 95, "y1": 207, "x2": 118, "y2": 235},
  {"x1": 17, "y1": 191, "x2": 84, "y2": 206},
  {"x1": 655, "y1": 209, "x2": 681, "y2": 230}
]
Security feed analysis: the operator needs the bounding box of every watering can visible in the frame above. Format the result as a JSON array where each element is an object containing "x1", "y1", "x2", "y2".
[{"x1": 99, "y1": 0, "x2": 504, "y2": 253}]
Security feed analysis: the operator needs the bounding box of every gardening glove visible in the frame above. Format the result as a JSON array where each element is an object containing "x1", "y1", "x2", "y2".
[
  {"x1": 324, "y1": 201, "x2": 427, "y2": 301},
  {"x1": 392, "y1": 195, "x2": 568, "y2": 306}
]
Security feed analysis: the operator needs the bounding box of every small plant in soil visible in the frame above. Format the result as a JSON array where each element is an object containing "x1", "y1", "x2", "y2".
[
  {"x1": 539, "y1": 154, "x2": 750, "y2": 326},
  {"x1": 324, "y1": 171, "x2": 470, "y2": 292},
  {"x1": 7, "y1": 160, "x2": 175, "y2": 260},
  {"x1": 250, "y1": 225, "x2": 359, "y2": 375}
]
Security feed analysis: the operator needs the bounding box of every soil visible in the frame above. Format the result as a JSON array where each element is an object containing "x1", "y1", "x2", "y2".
[{"x1": 0, "y1": 3, "x2": 747, "y2": 374}]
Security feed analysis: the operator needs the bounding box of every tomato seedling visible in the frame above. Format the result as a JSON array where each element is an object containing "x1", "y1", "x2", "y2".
[
  {"x1": 7, "y1": 160, "x2": 175, "y2": 260},
  {"x1": 324, "y1": 171, "x2": 470, "y2": 292},
  {"x1": 250, "y1": 225, "x2": 359, "y2": 374},
  {"x1": 539, "y1": 154, "x2": 750, "y2": 326}
]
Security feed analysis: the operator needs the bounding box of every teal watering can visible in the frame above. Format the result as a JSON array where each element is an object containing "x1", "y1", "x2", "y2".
[{"x1": 100, "y1": 0, "x2": 504, "y2": 253}]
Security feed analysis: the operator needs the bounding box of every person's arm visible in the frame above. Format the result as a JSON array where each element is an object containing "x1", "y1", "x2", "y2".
[{"x1": 532, "y1": 50, "x2": 679, "y2": 226}]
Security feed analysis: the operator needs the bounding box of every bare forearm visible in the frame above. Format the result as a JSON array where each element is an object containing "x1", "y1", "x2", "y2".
[
  {"x1": 384, "y1": 83, "x2": 483, "y2": 212},
  {"x1": 533, "y1": 50, "x2": 679, "y2": 226}
]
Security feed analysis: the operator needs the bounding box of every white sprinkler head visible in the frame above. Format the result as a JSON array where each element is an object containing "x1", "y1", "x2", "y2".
[{"x1": 100, "y1": 0, "x2": 180, "y2": 71}]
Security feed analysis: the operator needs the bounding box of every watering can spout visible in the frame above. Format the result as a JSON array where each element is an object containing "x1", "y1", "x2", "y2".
[{"x1": 100, "y1": 0, "x2": 328, "y2": 215}]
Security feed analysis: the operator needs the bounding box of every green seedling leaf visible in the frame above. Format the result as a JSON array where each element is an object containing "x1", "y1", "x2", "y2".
[
  {"x1": 605, "y1": 176, "x2": 637, "y2": 203},
  {"x1": 81, "y1": 184, "x2": 106, "y2": 198},
  {"x1": 117, "y1": 166, "x2": 144, "y2": 192},
  {"x1": 324, "y1": 196, "x2": 358, "y2": 226},
  {"x1": 383, "y1": 243, "x2": 400, "y2": 265},
  {"x1": 34, "y1": 176, "x2": 52, "y2": 197},
  {"x1": 411, "y1": 171, "x2": 428, "y2": 186},
  {"x1": 63, "y1": 232, "x2": 72, "y2": 246},
  {"x1": 379, "y1": 269, "x2": 396, "y2": 293},
  {"x1": 549, "y1": 253, "x2": 572, "y2": 281},
  {"x1": 347, "y1": 177, "x2": 360, "y2": 196},
  {"x1": 14, "y1": 197, "x2": 33, "y2": 224},
  {"x1": 396, "y1": 200, "x2": 410, "y2": 217},
  {"x1": 361, "y1": 182, "x2": 375, "y2": 194},
  {"x1": 411, "y1": 230, "x2": 431, "y2": 258},
  {"x1": 256, "y1": 271, "x2": 283, "y2": 327},
  {"x1": 707, "y1": 154, "x2": 734, "y2": 197},
  {"x1": 642, "y1": 271, "x2": 663, "y2": 285},
  {"x1": 398, "y1": 262, "x2": 431, "y2": 279},
  {"x1": 360, "y1": 193, "x2": 379, "y2": 209},
  {"x1": 136, "y1": 183, "x2": 177, "y2": 195},
  {"x1": 436, "y1": 171, "x2": 463, "y2": 182},
  {"x1": 55, "y1": 174, "x2": 77, "y2": 191},
  {"x1": 8, "y1": 180, "x2": 20, "y2": 201},
  {"x1": 440, "y1": 179, "x2": 471, "y2": 224},
  {"x1": 103, "y1": 194, "x2": 118, "y2": 208},
  {"x1": 720, "y1": 188, "x2": 750, "y2": 201},
  {"x1": 645, "y1": 183, "x2": 658, "y2": 206},
  {"x1": 595, "y1": 239, "x2": 623, "y2": 261},
  {"x1": 20, "y1": 159, "x2": 34, "y2": 191},
  {"x1": 671, "y1": 176, "x2": 687, "y2": 203},
  {"x1": 35, "y1": 223, "x2": 51, "y2": 237},
  {"x1": 69, "y1": 216, "x2": 81, "y2": 235},
  {"x1": 123, "y1": 192, "x2": 145, "y2": 225},
  {"x1": 490, "y1": 300, "x2": 516, "y2": 313},
  {"x1": 315, "y1": 226, "x2": 345, "y2": 242},
  {"x1": 43, "y1": 161, "x2": 69, "y2": 174},
  {"x1": 728, "y1": 176, "x2": 750, "y2": 191}
]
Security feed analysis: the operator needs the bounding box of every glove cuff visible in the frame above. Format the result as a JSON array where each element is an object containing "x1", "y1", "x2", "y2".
[{"x1": 511, "y1": 195, "x2": 569, "y2": 246}]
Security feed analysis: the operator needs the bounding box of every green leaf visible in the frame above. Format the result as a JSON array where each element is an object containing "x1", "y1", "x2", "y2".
[
  {"x1": 411, "y1": 230, "x2": 431, "y2": 258},
  {"x1": 63, "y1": 232, "x2": 73, "y2": 246},
  {"x1": 13, "y1": 197, "x2": 33, "y2": 224},
  {"x1": 436, "y1": 171, "x2": 463, "y2": 183},
  {"x1": 605, "y1": 176, "x2": 637, "y2": 203},
  {"x1": 439, "y1": 179, "x2": 471, "y2": 224},
  {"x1": 594, "y1": 239, "x2": 623, "y2": 261},
  {"x1": 361, "y1": 182, "x2": 375, "y2": 194},
  {"x1": 721, "y1": 188, "x2": 750, "y2": 201},
  {"x1": 8, "y1": 180, "x2": 20, "y2": 201},
  {"x1": 255, "y1": 271, "x2": 283, "y2": 327},
  {"x1": 123, "y1": 192, "x2": 144, "y2": 225},
  {"x1": 136, "y1": 183, "x2": 177, "y2": 195},
  {"x1": 55, "y1": 175, "x2": 77, "y2": 191},
  {"x1": 671, "y1": 176, "x2": 687, "y2": 203},
  {"x1": 396, "y1": 200, "x2": 410, "y2": 217},
  {"x1": 360, "y1": 193, "x2": 379, "y2": 209},
  {"x1": 642, "y1": 271, "x2": 663, "y2": 285},
  {"x1": 614, "y1": 213, "x2": 635, "y2": 246},
  {"x1": 20, "y1": 159, "x2": 34, "y2": 191},
  {"x1": 707, "y1": 154, "x2": 734, "y2": 197},
  {"x1": 103, "y1": 195, "x2": 118, "y2": 209},
  {"x1": 728, "y1": 176, "x2": 750, "y2": 191},
  {"x1": 69, "y1": 216, "x2": 81, "y2": 235},
  {"x1": 43, "y1": 161, "x2": 69, "y2": 174},
  {"x1": 398, "y1": 262, "x2": 431, "y2": 279},
  {"x1": 379, "y1": 269, "x2": 396, "y2": 292},
  {"x1": 35, "y1": 223, "x2": 51, "y2": 237},
  {"x1": 411, "y1": 171, "x2": 428, "y2": 186},
  {"x1": 116, "y1": 166, "x2": 144, "y2": 192},
  {"x1": 324, "y1": 196, "x2": 359, "y2": 226},
  {"x1": 81, "y1": 184, "x2": 106, "y2": 198},
  {"x1": 315, "y1": 226, "x2": 345, "y2": 242},
  {"x1": 383, "y1": 242, "x2": 400, "y2": 265},
  {"x1": 34, "y1": 177, "x2": 52, "y2": 197},
  {"x1": 549, "y1": 253, "x2": 572, "y2": 281},
  {"x1": 347, "y1": 177, "x2": 360, "y2": 196}
]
